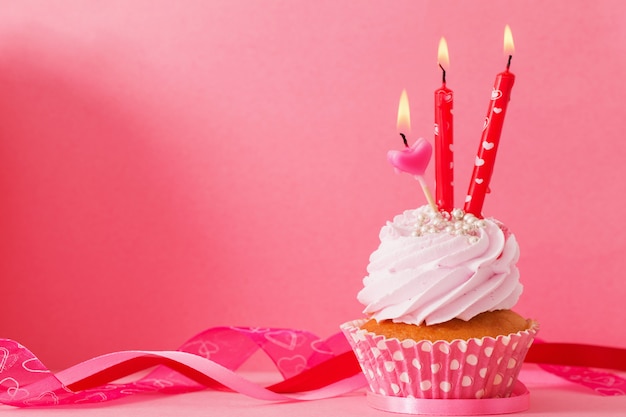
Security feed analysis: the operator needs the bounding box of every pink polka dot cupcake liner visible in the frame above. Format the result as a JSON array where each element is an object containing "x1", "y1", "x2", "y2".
[{"x1": 341, "y1": 319, "x2": 538, "y2": 400}]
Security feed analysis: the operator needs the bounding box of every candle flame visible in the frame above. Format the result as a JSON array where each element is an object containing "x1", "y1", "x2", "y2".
[
  {"x1": 503, "y1": 25, "x2": 515, "y2": 55},
  {"x1": 437, "y1": 37, "x2": 450, "y2": 70},
  {"x1": 397, "y1": 89, "x2": 410, "y2": 133}
]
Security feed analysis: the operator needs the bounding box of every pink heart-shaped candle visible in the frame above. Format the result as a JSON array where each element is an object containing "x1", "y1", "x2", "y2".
[{"x1": 387, "y1": 138, "x2": 432, "y2": 177}]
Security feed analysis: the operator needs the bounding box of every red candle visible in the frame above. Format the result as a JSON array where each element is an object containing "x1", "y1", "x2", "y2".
[
  {"x1": 434, "y1": 37, "x2": 454, "y2": 212},
  {"x1": 464, "y1": 25, "x2": 516, "y2": 217}
]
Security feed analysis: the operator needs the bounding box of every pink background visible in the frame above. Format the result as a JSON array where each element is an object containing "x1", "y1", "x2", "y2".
[{"x1": 1, "y1": 0, "x2": 625, "y2": 370}]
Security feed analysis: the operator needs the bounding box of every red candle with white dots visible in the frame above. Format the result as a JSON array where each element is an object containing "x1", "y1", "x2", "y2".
[
  {"x1": 434, "y1": 37, "x2": 454, "y2": 213},
  {"x1": 465, "y1": 25, "x2": 516, "y2": 217}
]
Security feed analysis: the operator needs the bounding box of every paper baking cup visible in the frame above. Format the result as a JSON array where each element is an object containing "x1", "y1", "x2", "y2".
[{"x1": 341, "y1": 319, "x2": 538, "y2": 400}]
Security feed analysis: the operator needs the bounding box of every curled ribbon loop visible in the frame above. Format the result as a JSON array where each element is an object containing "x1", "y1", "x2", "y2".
[{"x1": 0, "y1": 327, "x2": 364, "y2": 407}]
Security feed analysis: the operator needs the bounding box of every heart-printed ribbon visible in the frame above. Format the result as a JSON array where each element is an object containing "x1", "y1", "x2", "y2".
[
  {"x1": 0, "y1": 327, "x2": 363, "y2": 407},
  {"x1": 526, "y1": 341, "x2": 626, "y2": 396}
]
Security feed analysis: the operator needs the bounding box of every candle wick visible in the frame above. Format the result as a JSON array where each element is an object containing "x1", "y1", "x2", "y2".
[
  {"x1": 399, "y1": 133, "x2": 409, "y2": 148},
  {"x1": 506, "y1": 55, "x2": 512, "y2": 70},
  {"x1": 439, "y1": 63, "x2": 446, "y2": 84}
]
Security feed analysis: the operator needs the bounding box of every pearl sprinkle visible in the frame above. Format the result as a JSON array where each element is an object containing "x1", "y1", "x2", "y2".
[{"x1": 411, "y1": 207, "x2": 486, "y2": 240}]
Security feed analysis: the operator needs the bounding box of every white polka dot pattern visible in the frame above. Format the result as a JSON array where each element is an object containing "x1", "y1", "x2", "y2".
[{"x1": 341, "y1": 319, "x2": 538, "y2": 399}]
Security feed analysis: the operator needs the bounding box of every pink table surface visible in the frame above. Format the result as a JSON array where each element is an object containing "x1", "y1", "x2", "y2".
[{"x1": 1, "y1": 365, "x2": 624, "y2": 416}]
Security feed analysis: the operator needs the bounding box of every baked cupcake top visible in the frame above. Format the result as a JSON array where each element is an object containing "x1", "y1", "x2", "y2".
[{"x1": 357, "y1": 205, "x2": 522, "y2": 326}]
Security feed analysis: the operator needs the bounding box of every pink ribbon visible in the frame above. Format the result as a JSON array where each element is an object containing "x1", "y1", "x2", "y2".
[
  {"x1": 0, "y1": 327, "x2": 364, "y2": 407},
  {"x1": 526, "y1": 341, "x2": 626, "y2": 396},
  {"x1": 367, "y1": 382, "x2": 529, "y2": 415},
  {"x1": 1, "y1": 326, "x2": 625, "y2": 413}
]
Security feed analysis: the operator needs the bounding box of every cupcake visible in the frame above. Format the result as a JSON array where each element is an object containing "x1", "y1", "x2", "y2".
[{"x1": 341, "y1": 205, "x2": 538, "y2": 407}]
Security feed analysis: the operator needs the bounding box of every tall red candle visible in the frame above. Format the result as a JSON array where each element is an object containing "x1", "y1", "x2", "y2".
[
  {"x1": 434, "y1": 37, "x2": 454, "y2": 212},
  {"x1": 465, "y1": 25, "x2": 516, "y2": 217}
]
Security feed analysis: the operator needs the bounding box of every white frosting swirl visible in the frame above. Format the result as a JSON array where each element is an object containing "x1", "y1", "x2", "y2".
[{"x1": 357, "y1": 207, "x2": 522, "y2": 325}]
